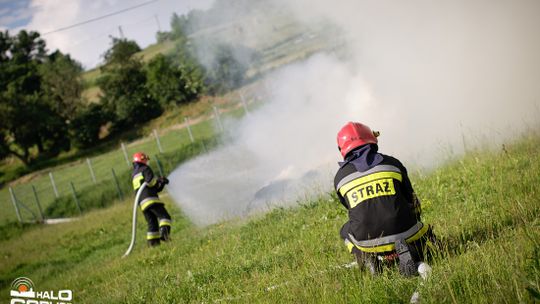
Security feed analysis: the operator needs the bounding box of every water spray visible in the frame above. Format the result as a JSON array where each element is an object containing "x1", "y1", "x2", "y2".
[{"x1": 122, "y1": 182, "x2": 147, "y2": 258}]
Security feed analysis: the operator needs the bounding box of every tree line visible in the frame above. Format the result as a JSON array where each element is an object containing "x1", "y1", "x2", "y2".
[{"x1": 0, "y1": 14, "x2": 252, "y2": 169}]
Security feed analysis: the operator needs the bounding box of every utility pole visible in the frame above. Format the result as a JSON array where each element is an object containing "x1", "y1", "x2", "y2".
[
  {"x1": 154, "y1": 14, "x2": 161, "y2": 32},
  {"x1": 118, "y1": 25, "x2": 125, "y2": 39}
]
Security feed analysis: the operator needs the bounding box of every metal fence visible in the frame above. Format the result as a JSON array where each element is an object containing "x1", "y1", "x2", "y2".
[{"x1": 2, "y1": 93, "x2": 254, "y2": 225}]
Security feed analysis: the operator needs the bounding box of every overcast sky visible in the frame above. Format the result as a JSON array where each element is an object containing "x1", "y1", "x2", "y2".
[{"x1": 0, "y1": 0, "x2": 214, "y2": 69}]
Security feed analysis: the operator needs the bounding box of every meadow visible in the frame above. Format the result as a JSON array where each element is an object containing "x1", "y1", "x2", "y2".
[{"x1": 0, "y1": 132, "x2": 538, "y2": 303}]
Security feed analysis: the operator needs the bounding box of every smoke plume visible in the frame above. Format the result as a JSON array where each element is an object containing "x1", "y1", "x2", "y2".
[{"x1": 168, "y1": 0, "x2": 540, "y2": 226}]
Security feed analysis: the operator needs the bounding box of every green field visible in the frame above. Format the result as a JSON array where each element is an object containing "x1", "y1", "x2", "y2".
[{"x1": 1, "y1": 132, "x2": 538, "y2": 303}]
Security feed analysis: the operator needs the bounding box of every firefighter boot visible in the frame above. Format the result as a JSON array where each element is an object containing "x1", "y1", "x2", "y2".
[
  {"x1": 160, "y1": 226, "x2": 171, "y2": 242},
  {"x1": 355, "y1": 250, "x2": 381, "y2": 276},
  {"x1": 147, "y1": 239, "x2": 160, "y2": 247},
  {"x1": 395, "y1": 239, "x2": 418, "y2": 277}
]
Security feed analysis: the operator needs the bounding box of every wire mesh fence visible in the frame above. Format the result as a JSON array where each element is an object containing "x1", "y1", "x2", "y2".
[{"x1": 1, "y1": 94, "x2": 258, "y2": 225}]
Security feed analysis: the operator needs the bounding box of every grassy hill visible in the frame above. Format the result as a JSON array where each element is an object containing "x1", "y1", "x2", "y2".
[{"x1": 1, "y1": 132, "x2": 538, "y2": 303}]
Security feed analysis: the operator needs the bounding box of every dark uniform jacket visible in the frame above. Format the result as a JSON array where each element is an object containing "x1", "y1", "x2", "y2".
[
  {"x1": 334, "y1": 148, "x2": 427, "y2": 253},
  {"x1": 132, "y1": 163, "x2": 165, "y2": 211}
]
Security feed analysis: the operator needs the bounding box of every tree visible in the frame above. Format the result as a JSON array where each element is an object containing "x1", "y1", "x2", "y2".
[
  {"x1": 202, "y1": 43, "x2": 253, "y2": 94},
  {"x1": 39, "y1": 51, "x2": 84, "y2": 121},
  {"x1": 101, "y1": 37, "x2": 141, "y2": 66},
  {"x1": 156, "y1": 31, "x2": 172, "y2": 43},
  {"x1": 146, "y1": 54, "x2": 204, "y2": 107},
  {"x1": 69, "y1": 103, "x2": 110, "y2": 149},
  {"x1": 98, "y1": 59, "x2": 162, "y2": 129},
  {"x1": 0, "y1": 30, "x2": 71, "y2": 165},
  {"x1": 170, "y1": 13, "x2": 190, "y2": 38}
]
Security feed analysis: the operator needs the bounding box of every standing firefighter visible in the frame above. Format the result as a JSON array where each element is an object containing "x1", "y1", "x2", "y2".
[
  {"x1": 132, "y1": 152, "x2": 172, "y2": 247},
  {"x1": 334, "y1": 122, "x2": 435, "y2": 276}
]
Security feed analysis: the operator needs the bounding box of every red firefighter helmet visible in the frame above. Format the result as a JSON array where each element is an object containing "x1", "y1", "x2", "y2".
[
  {"x1": 133, "y1": 152, "x2": 150, "y2": 165},
  {"x1": 337, "y1": 122, "x2": 379, "y2": 158}
]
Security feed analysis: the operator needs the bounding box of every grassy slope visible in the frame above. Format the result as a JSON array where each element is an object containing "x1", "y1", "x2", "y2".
[{"x1": 1, "y1": 133, "x2": 538, "y2": 303}]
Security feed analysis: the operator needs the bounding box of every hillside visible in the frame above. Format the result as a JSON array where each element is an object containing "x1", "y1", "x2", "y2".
[
  {"x1": 79, "y1": 10, "x2": 338, "y2": 103},
  {"x1": 1, "y1": 132, "x2": 538, "y2": 303}
]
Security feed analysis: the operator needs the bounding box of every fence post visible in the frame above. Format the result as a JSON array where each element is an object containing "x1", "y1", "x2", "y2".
[
  {"x1": 86, "y1": 158, "x2": 97, "y2": 184},
  {"x1": 111, "y1": 168, "x2": 124, "y2": 201},
  {"x1": 153, "y1": 129, "x2": 164, "y2": 153},
  {"x1": 200, "y1": 140, "x2": 208, "y2": 153},
  {"x1": 69, "y1": 182, "x2": 82, "y2": 215},
  {"x1": 239, "y1": 91, "x2": 249, "y2": 115},
  {"x1": 121, "y1": 142, "x2": 130, "y2": 167},
  {"x1": 9, "y1": 187, "x2": 22, "y2": 223},
  {"x1": 154, "y1": 155, "x2": 165, "y2": 177},
  {"x1": 31, "y1": 185, "x2": 45, "y2": 221},
  {"x1": 213, "y1": 106, "x2": 224, "y2": 132},
  {"x1": 49, "y1": 172, "x2": 59, "y2": 198},
  {"x1": 184, "y1": 117, "x2": 195, "y2": 143}
]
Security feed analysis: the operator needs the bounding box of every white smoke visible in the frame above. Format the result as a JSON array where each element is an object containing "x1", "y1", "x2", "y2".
[{"x1": 168, "y1": 0, "x2": 540, "y2": 226}]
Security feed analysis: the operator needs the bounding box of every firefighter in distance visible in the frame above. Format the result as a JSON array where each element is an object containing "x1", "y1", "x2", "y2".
[{"x1": 132, "y1": 152, "x2": 172, "y2": 247}]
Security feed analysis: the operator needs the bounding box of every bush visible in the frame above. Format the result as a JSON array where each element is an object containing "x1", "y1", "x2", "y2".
[
  {"x1": 198, "y1": 43, "x2": 255, "y2": 94},
  {"x1": 98, "y1": 60, "x2": 162, "y2": 128},
  {"x1": 69, "y1": 104, "x2": 111, "y2": 149},
  {"x1": 146, "y1": 54, "x2": 203, "y2": 107}
]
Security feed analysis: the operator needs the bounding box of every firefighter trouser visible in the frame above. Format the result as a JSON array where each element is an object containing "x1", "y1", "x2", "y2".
[
  {"x1": 143, "y1": 203, "x2": 172, "y2": 245},
  {"x1": 339, "y1": 221, "x2": 434, "y2": 261}
]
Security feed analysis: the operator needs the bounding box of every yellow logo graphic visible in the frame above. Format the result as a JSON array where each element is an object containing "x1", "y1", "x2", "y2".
[{"x1": 347, "y1": 178, "x2": 396, "y2": 208}]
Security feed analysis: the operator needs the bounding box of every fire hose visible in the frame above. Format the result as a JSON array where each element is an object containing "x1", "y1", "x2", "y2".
[{"x1": 122, "y1": 182, "x2": 147, "y2": 258}]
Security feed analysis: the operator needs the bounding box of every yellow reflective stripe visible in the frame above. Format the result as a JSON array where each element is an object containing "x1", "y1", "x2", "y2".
[
  {"x1": 132, "y1": 173, "x2": 144, "y2": 190},
  {"x1": 148, "y1": 177, "x2": 157, "y2": 187},
  {"x1": 140, "y1": 199, "x2": 162, "y2": 211},
  {"x1": 159, "y1": 219, "x2": 171, "y2": 227},
  {"x1": 339, "y1": 171, "x2": 402, "y2": 196},
  {"x1": 345, "y1": 241, "x2": 355, "y2": 253},
  {"x1": 146, "y1": 233, "x2": 161, "y2": 240},
  {"x1": 355, "y1": 224, "x2": 429, "y2": 253}
]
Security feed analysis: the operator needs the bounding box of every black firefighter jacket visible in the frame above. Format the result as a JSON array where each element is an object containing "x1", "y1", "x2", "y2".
[
  {"x1": 334, "y1": 153, "x2": 427, "y2": 253},
  {"x1": 132, "y1": 163, "x2": 165, "y2": 211}
]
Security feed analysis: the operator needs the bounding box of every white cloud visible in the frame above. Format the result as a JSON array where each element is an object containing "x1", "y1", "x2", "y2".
[{"x1": 23, "y1": 0, "x2": 214, "y2": 69}]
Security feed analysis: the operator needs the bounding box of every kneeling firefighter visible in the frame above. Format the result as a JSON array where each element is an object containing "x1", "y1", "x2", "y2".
[
  {"x1": 132, "y1": 152, "x2": 172, "y2": 247},
  {"x1": 334, "y1": 122, "x2": 435, "y2": 276}
]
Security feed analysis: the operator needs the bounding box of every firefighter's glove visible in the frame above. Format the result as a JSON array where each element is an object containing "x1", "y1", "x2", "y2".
[{"x1": 158, "y1": 177, "x2": 169, "y2": 185}]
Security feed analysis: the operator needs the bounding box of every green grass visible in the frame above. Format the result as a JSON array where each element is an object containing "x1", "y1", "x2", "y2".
[
  {"x1": 135, "y1": 40, "x2": 176, "y2": 63},
  {"x1": 0, "y1": 133, "x2": 538, "y2": 303}
]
